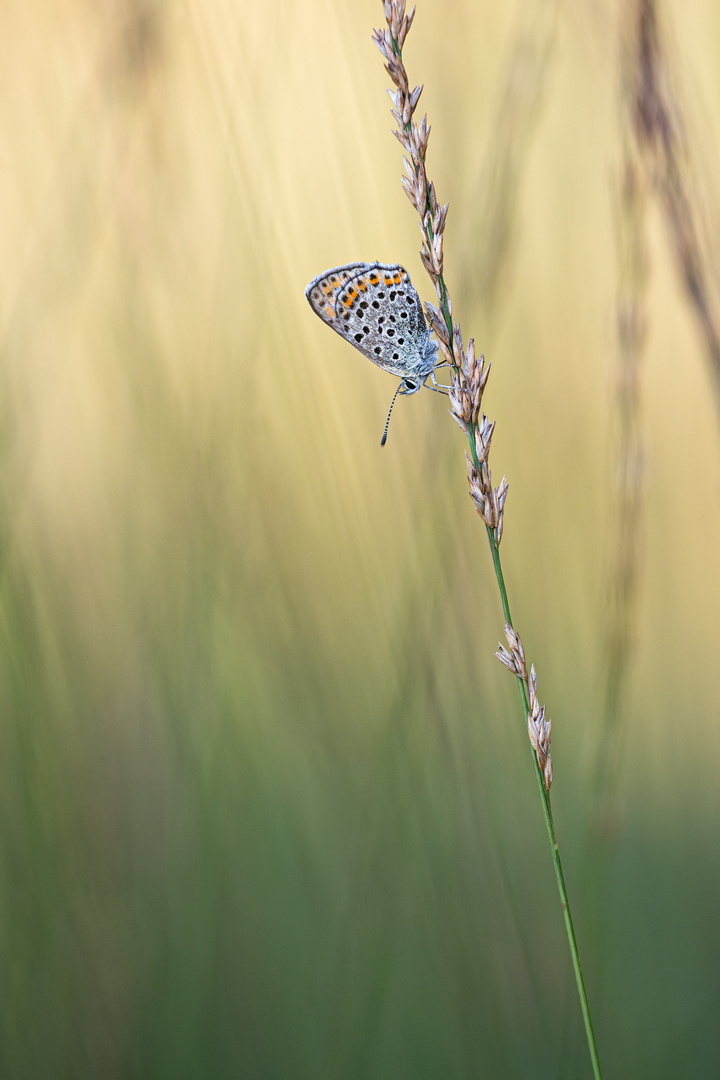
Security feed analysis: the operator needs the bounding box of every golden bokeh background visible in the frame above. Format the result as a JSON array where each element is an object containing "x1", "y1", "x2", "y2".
[{"x1": 1, "y1": 0, "x2": 720, "y2": 1076}]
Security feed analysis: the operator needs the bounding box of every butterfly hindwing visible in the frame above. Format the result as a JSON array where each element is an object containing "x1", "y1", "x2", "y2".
[
  {"x1": 305, "y1": 260, "x2": 436, "y2": 383},
  {"x1": 305, "y1": 263, "x2": 371, "y2": 333}
]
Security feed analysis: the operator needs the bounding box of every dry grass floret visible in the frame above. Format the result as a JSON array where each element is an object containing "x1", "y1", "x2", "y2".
[
  {"x1": 373, "y1": 0, "x2": 551, "y2": 783},
  {"x1": 371, "y1": 4, "x2": 602, "y2": 1076}
]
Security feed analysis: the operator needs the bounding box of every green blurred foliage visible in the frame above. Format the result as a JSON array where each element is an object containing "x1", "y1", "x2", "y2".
[{"x1": 0, "y1": 0, "x2": 720, "y2": 1077}]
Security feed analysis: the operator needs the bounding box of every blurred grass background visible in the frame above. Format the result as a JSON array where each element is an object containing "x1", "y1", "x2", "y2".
[{"x1": 1, "y1": 0, "x2": 720, "y2": 1076}]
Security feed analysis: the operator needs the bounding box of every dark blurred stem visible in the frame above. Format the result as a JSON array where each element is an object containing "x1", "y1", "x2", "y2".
[{"x1": 630, "y1": 0, "x2": 720, "y2": 418}]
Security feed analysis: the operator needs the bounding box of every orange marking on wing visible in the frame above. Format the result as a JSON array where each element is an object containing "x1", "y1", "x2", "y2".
[
  {"x1": 324, "y1": 305, "x2": 334, "y2": 318},
  {"x1": 356, "y1": 278, "x2": 367, "y2": 291},
  {"x1": 369, "y1": 273, "x2": 379, "y2": 284},
  {"x1": 393, "y1": 272, "x2": 401, "y2": 284},
  {"x1": 342, "y1": 293, "x2": 354, "y2": 308}
]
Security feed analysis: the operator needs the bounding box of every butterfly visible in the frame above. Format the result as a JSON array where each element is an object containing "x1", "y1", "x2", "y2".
[{"x1": 305, "y1": 261, "x2": 444, "y2": 444}]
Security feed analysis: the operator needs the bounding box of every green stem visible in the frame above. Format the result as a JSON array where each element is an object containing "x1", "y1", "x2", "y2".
[
  {"x1": 490, "y1": 528, "x2": 602, "y2": 1080},
  {"x1": 467, "y1": 435, "x2": 602, "y2": 1078},
  {"x1": 387, "y1": 19, "x2": 603, "y2": 1079}
]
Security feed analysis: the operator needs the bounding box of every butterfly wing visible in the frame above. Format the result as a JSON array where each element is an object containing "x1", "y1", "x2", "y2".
[
  {"x1": 305, "y1": 263, "x2": 372, "y2": 334},
  {"x1": 335, "y1": 263, "x2": 433, "y2": 380},
  {"x1": 306, "y1": 261, "x2": 434, "y2": 382}
]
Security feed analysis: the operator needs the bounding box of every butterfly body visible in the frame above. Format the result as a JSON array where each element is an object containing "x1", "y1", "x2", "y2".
[{"x1": 305, "y1": 262, "x2": 438, "y2": 393}]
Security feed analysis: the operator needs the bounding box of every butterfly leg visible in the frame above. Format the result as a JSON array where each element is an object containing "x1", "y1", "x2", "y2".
[{"x1": 424, "y1": 368, "x2": 452, "y2": 394}]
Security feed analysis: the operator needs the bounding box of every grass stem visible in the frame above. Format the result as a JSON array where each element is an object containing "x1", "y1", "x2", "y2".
[{"x1": 373, "y1": 4, "x2": 603, "y2": 1075}]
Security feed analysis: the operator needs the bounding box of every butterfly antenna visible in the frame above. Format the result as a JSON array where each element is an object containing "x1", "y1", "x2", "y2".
[{"x1": 380, "y1": 381, "x2": 405, "y2": 447}]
